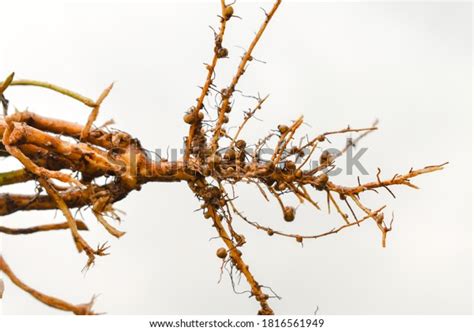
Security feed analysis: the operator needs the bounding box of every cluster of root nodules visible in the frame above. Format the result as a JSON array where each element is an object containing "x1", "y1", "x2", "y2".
[{"x1": 0, "y1": 0, "x2": 445, "y2": 316}]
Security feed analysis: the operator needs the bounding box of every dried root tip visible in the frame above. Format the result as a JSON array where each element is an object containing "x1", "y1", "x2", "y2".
[
  {"x1": 0, "y1": 72, "x2": 15, "y2": 93},
  {"x1": 223, "y1": 5, "x2": 234, "y2": 21},
  {"x1": 216, "y1": 247, "x2": 227, "y2": 259},
  {"x1": 74, "y1": 296, "x2": 98, "y2": 315},
  {"x1": 283, "y1": 206, "x2": 295, "y2": 222}
]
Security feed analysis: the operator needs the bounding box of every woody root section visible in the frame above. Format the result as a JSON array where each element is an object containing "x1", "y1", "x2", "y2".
[{"x1": 0, "y1": 0, "x2": 445, "y2": 315}]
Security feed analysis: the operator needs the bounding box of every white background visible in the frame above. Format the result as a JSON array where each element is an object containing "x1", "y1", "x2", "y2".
[{"x1": 0, "y1": 0, "x2": 472, "y2": 315}]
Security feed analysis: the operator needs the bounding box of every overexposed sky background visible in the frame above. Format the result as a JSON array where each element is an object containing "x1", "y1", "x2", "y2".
[{"x1": 0, "y1": 1, "x2": 472, "y2": 314}]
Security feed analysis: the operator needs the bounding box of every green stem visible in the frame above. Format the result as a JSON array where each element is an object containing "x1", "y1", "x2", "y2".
[
  {"x1": 3, "y1": 79, "x2": 96, "y2": 107},
  {"x1": 0, "y1": 169, "x2": 31, "y2": 186}
]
